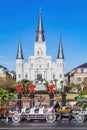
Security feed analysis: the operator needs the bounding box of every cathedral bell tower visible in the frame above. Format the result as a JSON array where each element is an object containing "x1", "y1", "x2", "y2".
[
  {"x1": 56, "y1": 36, "x2": 64, "y2": 88},
  {"x1": 16, "y1": 41, "x2": 24, "y2": 82}
]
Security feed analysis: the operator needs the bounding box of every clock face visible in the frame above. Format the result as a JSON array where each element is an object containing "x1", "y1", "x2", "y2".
[
  {"x1": 38, "y1": 58, "x2": 42, "y2": 63},
  {"x1": 37, "y1": 58, "x2": 43, "y2": 63}
]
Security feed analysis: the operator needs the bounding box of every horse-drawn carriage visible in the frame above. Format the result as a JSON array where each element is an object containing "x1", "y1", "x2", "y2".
[
  {"x1": 10, "y1": 101, "x2": 73, "y2": 123},
  {"x1": 72, "y1": 99, "x2": 87, "y2": 123},
  {"x1": 0, "y1": 101, "x2": 73, "y2": 123},
  {"x1": 73, "y1": 109, "x2": 87, "y2": 123},
  {"x1": 11, "y1": 105, "x2": 56, "y2": 123},
  {"x1": 0, "y1": 108, "x2": 9, "y2": 122}
]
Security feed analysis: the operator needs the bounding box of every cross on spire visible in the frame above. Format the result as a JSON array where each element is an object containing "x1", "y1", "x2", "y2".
[{"x1": 36, "y1": 11, "x2": 45, "y2": 42}]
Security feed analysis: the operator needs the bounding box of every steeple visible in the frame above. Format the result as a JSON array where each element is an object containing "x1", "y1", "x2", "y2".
[
  {"x1": 16, "y1": 41, "x2": 24, "y2": 59},
  {"x1": 36, "y1": 13, "x2": 45, "y2": 42},
  {"x1": 57, "y1": 36, "x2": 64, "y2": 59}
]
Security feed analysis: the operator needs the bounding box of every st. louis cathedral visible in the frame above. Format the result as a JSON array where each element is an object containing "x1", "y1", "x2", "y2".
[{"x1": 16, "y1": 14, "x2": 64, "y2": 89}]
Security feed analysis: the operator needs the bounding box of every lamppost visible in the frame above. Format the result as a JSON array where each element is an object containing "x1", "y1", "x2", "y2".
[
  {"x1": 54, "y1": 79, "x2": 58, "y2": 96},
  {"x1": 61, "y1": 81, "x2": 66, "y2": 107}
]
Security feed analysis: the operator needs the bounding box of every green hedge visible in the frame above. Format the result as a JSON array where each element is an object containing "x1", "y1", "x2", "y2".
[
  {"x1": 34, "y1": 90, "x2": 60, "y2": 94},
  {"x1": 80, "y1": 90, "x2": 87, "y2": 96},
  {"x1": 35, "y1": 90, "x2": 48, "y2": 94}
]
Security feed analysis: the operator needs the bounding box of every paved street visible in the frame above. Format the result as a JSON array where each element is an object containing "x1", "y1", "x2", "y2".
[{"x1": 0, "y1": 119, "x2": 87, "y2": 130}]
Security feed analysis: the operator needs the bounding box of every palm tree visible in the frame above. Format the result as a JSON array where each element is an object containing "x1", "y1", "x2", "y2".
[{"x1": 20, "y1": 79, "x2": 33, "y2": 96}]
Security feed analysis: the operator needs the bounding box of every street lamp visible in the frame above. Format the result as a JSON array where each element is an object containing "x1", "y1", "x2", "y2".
[
  {"x1": 61, "y1": 81, "x2": 66, "y2": 107},
  {"x1": 54, "y1": 79, "x2": 58, "y2": 96}
]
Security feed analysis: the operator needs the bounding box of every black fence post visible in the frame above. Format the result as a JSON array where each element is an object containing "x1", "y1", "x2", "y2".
[
  {"x1": 30, "y1": 93, "x2": 34, "y2": 108},
  {"x1": 49, "y1": 93, "x2": 54, "y2": 107},
  {"x1": 17, "y1": 93, "x2": 22, "y2": 112},
  {"x1": 61, "y1": 81, "x2": 66, "y2": 107},
  {"x1": 61, "y1": 92, "x2": 66, "y2": 107}
]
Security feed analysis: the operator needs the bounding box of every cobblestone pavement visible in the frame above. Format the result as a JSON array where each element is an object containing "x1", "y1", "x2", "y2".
[{"x1": 0, "y1": 119, "x2": 87, "y2": 130}]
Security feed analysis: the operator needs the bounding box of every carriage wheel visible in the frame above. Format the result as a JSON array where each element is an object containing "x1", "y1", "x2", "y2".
[
  {"x1": 12, "y1": 114, "x2": 20, "y2": 123},
  {"x1": 46, "y1": 112, "x2": 56, "y2": 123},
  {"x1": 75, "y1": 114, "x2": 84, "y2": 123}
]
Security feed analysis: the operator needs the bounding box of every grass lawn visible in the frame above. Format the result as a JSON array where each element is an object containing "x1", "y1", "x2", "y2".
[
  {"x1": 55, "y1": 93, "x2": 79, "y2": 102},
  {"x1": 66, "y1": 93, "x2": 79, "y2": 100}
]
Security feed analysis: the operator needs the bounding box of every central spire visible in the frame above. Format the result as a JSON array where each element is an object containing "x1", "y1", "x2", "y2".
[{"x1": 36, "y1": 12, "x2": 45, "y2": 42}]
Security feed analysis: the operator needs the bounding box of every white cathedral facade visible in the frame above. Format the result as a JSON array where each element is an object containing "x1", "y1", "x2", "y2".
[{"x1": 16, "y1": 14, "x2": 65, "y2": 89}]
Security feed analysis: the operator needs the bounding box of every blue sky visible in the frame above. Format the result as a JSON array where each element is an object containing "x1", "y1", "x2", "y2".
[{"x1": 0, "y1": 0, "x2": 87, "y2": 73}]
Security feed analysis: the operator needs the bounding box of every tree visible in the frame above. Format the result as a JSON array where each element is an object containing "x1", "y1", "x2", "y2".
[
  {"x1": 0, "y1": 88, "x2": 16, "y2": 108},
  {"x1": 65, "y1": 83, "x2": 73, "y2": 93},
  {"x1": 0, "y1": 76, "x2": 16, "y2": 92},
  {"x1": 20, "y1": 79, "x2": 32, "y2": 96},
  {"x1": 82, "y1": 77, "x2": 87, "y2": 87}
]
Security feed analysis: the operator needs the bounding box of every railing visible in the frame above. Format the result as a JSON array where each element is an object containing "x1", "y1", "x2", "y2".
[{"x1": 0, "y1": 97, "x2": 47, "y2": 110}]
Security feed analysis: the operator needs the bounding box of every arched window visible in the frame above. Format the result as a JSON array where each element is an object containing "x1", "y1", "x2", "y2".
[
  {"x1": 18, "y1": 74, "x2": 21, "y2": 78},
  {"x1": 53, "y1": 74, "x2": 55, "y2": 79},
  {"x1": 60, "y1": 63, "x2": 61, "y2": 67},
  {"x1": 60, "y1": 74, "x2": 62, "y2": 78},
  {"x1": 77, "y1": 77, "x2": 81, "y2": 82},
  {"x1": 39, "y1": 65, "x2": 41, "y2": 69},
  {"x1": 37, "y1": 51, "x2": 39, "y2": 56},
  {"x1": 31, "y1": 63, "x2": 33, "y2": 68},
  {"x1": 41, "y1": 51, "x2": 43, "y2": 56},
  {"x1": 25, "y1": 74, "x2": 27, "y2": 79},
  {"x1": 47, "y1": 63, "x2": 49, "y2": 68}
]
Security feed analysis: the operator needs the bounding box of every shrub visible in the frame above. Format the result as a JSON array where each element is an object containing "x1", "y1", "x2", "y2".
[
  {"x1": 35, "y1": 90, "x2": 48, "y2": 94},
  {"x1": 80, "y1": 90, "x2": 87, "y2": 96}
]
